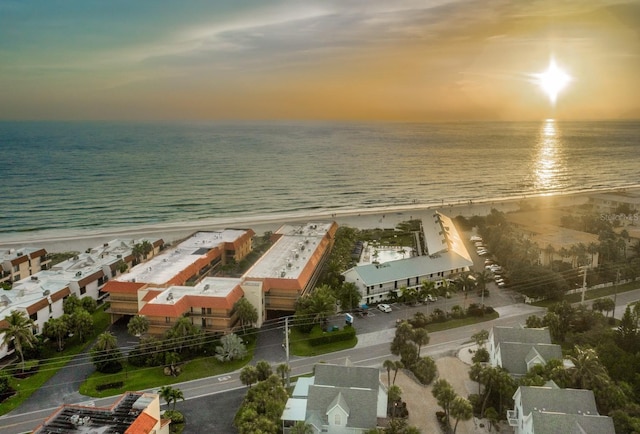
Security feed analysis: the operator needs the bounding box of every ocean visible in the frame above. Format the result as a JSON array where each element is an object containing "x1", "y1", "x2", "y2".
[{"x1": 1, "y1": 119, "x2": 639, "y2": 237}]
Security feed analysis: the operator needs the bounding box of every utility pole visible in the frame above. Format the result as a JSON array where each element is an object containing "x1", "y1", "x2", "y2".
[
  {"x1": 285, "y1": 316, "x2": 290, "y2": 387},
  {"x1": 613, "y1": 269, "x2": 620, "y2": 319},
  {"x1": 580, "y1": 266, "x2": 588, "y2": 304}
]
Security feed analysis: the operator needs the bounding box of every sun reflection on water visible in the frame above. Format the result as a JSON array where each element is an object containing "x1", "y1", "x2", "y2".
[{"x1": 533, "y1": 119, "x2": 566, "y2": 192}]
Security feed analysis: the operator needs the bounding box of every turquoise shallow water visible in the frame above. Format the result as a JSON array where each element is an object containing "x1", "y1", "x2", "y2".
[{"x1": 1, "y1": 119, "x2": 639, "y2": 236}]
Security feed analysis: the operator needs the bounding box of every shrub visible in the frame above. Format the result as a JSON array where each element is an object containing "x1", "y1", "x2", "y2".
[
  {"x1": 308, "y1": 325, "x2": 356, "y2": 346},
  {"x1": 472, "y1": 348, "x2": 490, "y2": 363},
  {"x1": 96, "y1": 381, "x2": 124, "y2": 392},
  {"x1": 412, "y1": 356, "x2": 437, "y2": 385},
  {"x1": 164, "y1": 410, "x2": 185, "y2": 424}
]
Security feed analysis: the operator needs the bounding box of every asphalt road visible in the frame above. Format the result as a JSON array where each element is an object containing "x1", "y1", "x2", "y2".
[{"x1": 2, "y1": 286, "x2": 638, "y2": 434}]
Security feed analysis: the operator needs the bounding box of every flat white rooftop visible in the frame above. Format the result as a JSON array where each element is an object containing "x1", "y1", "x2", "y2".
[
  {"x1": 1, "y1": 276, "x2": 69, "y2": 318},
  {"x1": 244, "y1": 222, "x2": 333, "y2": 280},
  {"x1": 119, "y1": 230, "x2": 249, "y2": 285},
  {"x1": 1, "y1": 247, "x2": 44, "y2": 262},
  {"x1": 148, "y1": 277, "x2": 242, "y2": 305}
]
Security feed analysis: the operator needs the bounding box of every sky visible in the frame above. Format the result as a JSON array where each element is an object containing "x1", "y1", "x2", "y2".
[{"x1": 1, "y1": 0, "x2": 639, "y2": 122}]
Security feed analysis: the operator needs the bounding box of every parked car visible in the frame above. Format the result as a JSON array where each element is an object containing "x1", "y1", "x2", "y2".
[
  {"x1": 470, "y1": 235, "x2": 483, "y2": 242},
  {"x1": 425, "y1": 294, "x2": 438, "y2": 302},
  {"x1": 377, "y1": 303, "x2": 392, "y2": 313}
]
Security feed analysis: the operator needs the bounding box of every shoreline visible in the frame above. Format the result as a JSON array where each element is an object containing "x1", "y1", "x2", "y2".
[{"x1": 1, "y1": 186, "x2": 638, "y2": 253}]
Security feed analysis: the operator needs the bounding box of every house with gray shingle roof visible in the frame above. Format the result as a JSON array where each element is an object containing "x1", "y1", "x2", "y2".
[
  {"x1": 281, "y1": 363, "x2": 387, "y2": 433},
  {"x1": 508, "y1": 381, "x2": 614, "y2": 434},
  {"x1": 489, "y1": 326, "x2": 563, "y2": 377}
]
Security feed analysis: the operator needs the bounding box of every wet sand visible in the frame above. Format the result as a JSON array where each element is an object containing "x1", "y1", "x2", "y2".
[{"x1": 0, "y1": 187, "x2": 633, "y2": 253}]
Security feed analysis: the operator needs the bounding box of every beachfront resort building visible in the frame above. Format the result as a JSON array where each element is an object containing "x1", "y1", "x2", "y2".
[
  {"x1": 588, "y1": 190, "x2": 640, "y2": 215},
  {"x1": 342, "y1": 212, "x2": 473, "y2": 305},
  {"x1": 33, "y1": 391, "x2": 170, "y2": 434},
  {"x1": 1, "y1": 247, "x2": 51, "y2": 285},
  {"x1": 281, "y1": 362, "x2": 387, "y2": 433},
  {"x1": 508, "y1": 381, "x2": 615, "y2": 434},
  {"x1": 104, "y1": 222, "x2": 337, "y2": 334}
]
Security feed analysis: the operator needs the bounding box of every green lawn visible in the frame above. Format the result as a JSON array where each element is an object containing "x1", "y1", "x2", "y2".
[
  {"x1": 0, "y1": 305, "x2": 111, "y2": 416},
  {"x1": 80, "y1": 354, "x2": 251, "y2": 397},
  {"x1": 290, "y1": 328, "x2": 357, "y2": 357},
  {"x1": 533, "y1": 281, "x2": 640, "y2": 308}
]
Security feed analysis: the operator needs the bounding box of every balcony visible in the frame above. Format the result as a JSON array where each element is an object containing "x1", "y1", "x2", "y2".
[{"x1": 507, "y1": 410, "x2": 518, "y2": 427}]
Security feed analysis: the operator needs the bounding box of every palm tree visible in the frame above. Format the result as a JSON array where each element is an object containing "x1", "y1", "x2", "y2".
[
  {"x1": 127, "y1": 315, "x2": 149, "y2": 337},
  {"x1": 450, "y1": 396, "x2": 473, "y2": 434},
  {"x1": 240, "y1": 365, "x2": 258, "y2": 388},
  {"x1": 159, "y1": 385, "x2": 184, "y2": 411},
  {"x1": 277, "y1": 363, "x2": 291, "y2": 386},
  {"x1": 392, "y1": 360, "x2": 404, "y2": 385},
  {"x1": 0, "y1": 310, "x2": 37, "y2": 372},
  {"x1": 234, "y1": 298, "x2": 258, "y2": 334},
  {"x1": 43, "y1": 316, "x2": 69, "y2": 352},
  {"x1": 455, "y1": 273, "x2": 475, "y2": 310},
  {"x1": 568, "y1": 346, "x2": 609, "y2": 390},
  {"x1": 474, "y1": 270, "x2": 491, "y2": 309},
  {"x1": 412, "y1": 328, "x2": 430, "y2": 356},
  {"x1": 91, "y1": 331, "x2": 122, "y2": 372},
  {"x1": 383, "y1": 359, "x2": 395, "y2": 388}
]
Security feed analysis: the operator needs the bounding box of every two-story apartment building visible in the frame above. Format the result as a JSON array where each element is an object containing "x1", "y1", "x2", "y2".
[
  {"x1": 1, "y1": 247, "x2": 51, "y2": 285},
  {"x1": 342, "y1": 212, "x2": 472, "y2": 305}
]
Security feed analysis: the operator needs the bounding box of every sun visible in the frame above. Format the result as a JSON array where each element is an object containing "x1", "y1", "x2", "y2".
[{"x1": 535, "y1": 59, "x2": 572, "y2": 105}]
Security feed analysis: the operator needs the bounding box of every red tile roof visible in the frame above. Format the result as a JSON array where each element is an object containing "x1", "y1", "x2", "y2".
[
  {"x1": 102, "y1": 281, "x2": 146, "y2": 294},
  {"x1": 139, "y1": 285, "x2": 244, "y2": 318},
  {"x1": 125, "y1": 411, "x2": 157, "y2": 434}
]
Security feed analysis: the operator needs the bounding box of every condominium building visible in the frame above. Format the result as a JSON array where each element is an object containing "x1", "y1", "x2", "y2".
[
  {"x1": 0, "y1": 238, "x2": 163, "y2": 360},
  {"x1": 104, "y1": 230, "x2": 254, "y2": 327},
  {"x1": 0, "y1": 247, "x2": 51, "y2": 285},
  {"x1": 104, "y1": 222, "x2": 337, "y2": 333},
  {"x1": 242, "y1": 221, "x2": 338, "y2": 323}
]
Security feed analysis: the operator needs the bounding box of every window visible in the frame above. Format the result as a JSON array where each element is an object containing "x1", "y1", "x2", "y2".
[
  {"x1": 165, "y1": 317, "x2": 171, "y2": 324},
  {"x1": 49, "y1": 304, "x2": 52, "y2": 313},
  {"x1": 334, "y1": 413, "x2": 341, "y2": 425},
  {"x1": 80, "y1": 286, "x2": 86, "y2": 295}
]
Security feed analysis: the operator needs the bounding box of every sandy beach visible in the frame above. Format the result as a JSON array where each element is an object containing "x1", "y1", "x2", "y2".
[{"x1": 0, "y1": 187, "x2": 635, "y2": 253}]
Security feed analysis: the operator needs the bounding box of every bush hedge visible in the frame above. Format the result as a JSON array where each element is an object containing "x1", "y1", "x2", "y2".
[{"x1": 308, "y1": 325, "x2": 356, "y2": 346}]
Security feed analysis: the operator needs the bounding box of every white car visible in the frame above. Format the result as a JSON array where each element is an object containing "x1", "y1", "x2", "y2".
[
  {"x1": 377, "y1": 303, "x2": 392, "y2": 313},
  {"x1": 425, "y1": 294, "x2": 438, "y2": 302},
  {"x1": 470, "y1": 235, "x2": 483, "y2": 242}
]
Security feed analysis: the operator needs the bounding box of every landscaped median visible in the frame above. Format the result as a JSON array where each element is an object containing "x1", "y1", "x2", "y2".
[{"x1": 290, "y1": 325, "x2": 357, "y2": 357}]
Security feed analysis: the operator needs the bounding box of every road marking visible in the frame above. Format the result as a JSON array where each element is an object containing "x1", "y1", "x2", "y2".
[{"x1": 217, "y1": 376, "x2": 231, "y2": 382}]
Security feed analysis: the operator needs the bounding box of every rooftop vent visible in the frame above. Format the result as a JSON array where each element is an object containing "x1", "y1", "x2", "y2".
[
  {"x1": 203, "y1": 284, "x2": 210, "y2": 291},
  {"x1": 43, "y1": 289, "x2": 50, "y2": 296},
  {"x1": 31, "y1": 276, "x2": 38, "y2": 281},
  {"x1": 75, "y1": 271, "x2": 82, "y2": 277},
  {"x1": 167, "y1": 293, "x2": 174, "y2": 301}
]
